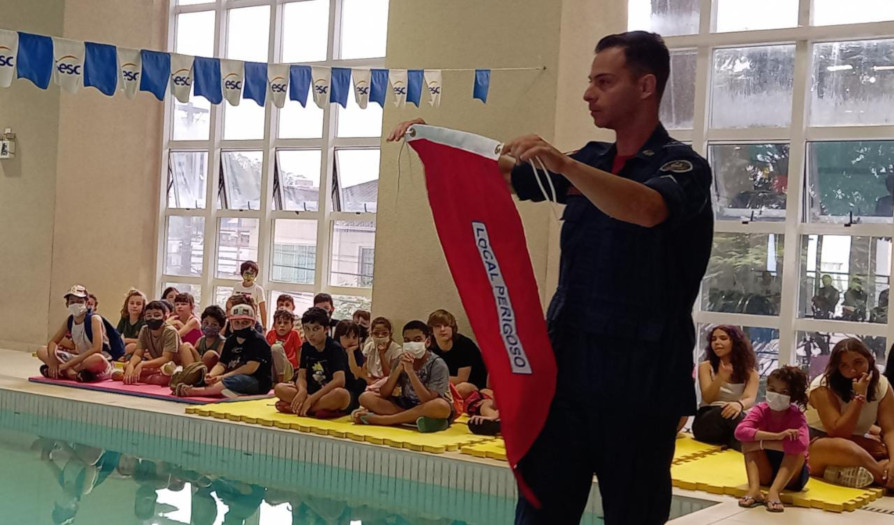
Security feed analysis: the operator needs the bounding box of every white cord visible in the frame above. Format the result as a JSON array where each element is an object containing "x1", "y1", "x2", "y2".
[{"x1": 530, "y1": 156, "x2": 562, "y2": 222}]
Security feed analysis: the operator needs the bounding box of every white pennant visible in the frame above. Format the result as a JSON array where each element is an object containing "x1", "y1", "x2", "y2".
[
  {"x1": 352, "y1": 68, "x2": 371, "y2": 109},
  {"x1": 0, "y1": 29, "x2": 18, "y2": 89},
  {"x1": 311, "y1": 66, "x2": 331, "y2": 109},
  {"x1": 220, "y1": 59, "x2": 244, "y2": 106},
  {"x1": 169, "y1": 53, "x2": 194, "y2": 103},
  {"x1": 267, "y1": 63, "x2": 289, "y2": 109},
  {"x1": 117, "y1": 47, "x2": 141, "y2": 99},
  {"x1": 52, "y1": 37, "x2": 85, "y2": 94},
  {"x1": 424, "y1": 69, "x2": 442, "y2": 107},
  {"x1": 389, "y1": 69, "x2": 408, "y2": 108}
]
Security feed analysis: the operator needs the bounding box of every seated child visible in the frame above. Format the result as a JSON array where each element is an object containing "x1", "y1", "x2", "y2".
[
  {"x1": 173, "y1": 304, "x2": 273, "y2": 398},
  {"x1": 87, "y1": 293, "x2": 99, "y2": 314},
  {"x1": 352, "y1": 321, "x2": 455, "y2": 433},
  {"x1": 170, "y1": 293, "x2": 202, "y2": 346},
  {"x1": 116, "y1": 288, "x2": 146, "y2": 361},
  {"x1": 465, "y1": 379, "x2": 500, "y2": 436},
  {"x1": 162, "y1": 286, "x2": 179, "y2": 304},
  {"x1": 266, "y1": 309, "x2": 302, "y2": 382},
  {"x1": 115, "y1": 300, "x2": 182, "y2": 386},
  {"x1": 734, "y1": 366, "x2": 811, "y2": 513},
  {"x1": 273, "y1": 307, "x2": 353, "y2": 417},
  {"x1": 276, "y1": 293, "x2": 304, "y2": 340},
  {"x1": 427, "y1": 309, "x2": 488, "y2": 399},
  {"x1": 334, "y1": 320, "x2": 368, "y2": 407},
  {"x1": 361, "y1": 317, "x2": 403, "y2": 384},
  {"x1": 353, "y1": 309, "x2": 371, "y2": 343},
  {"x1": 221, "y1": 295, "x2": 264, "y2": 338},
  {"x1": 179, "y1": 305, "x2": 227, "y2": 369},
  {"x1": 38, "y1": 285, "x2": 115, "y2": 382}
]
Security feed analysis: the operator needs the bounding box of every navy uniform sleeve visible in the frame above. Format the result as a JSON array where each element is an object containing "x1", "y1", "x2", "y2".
[
  {"x1": 511, "y1": 162, "x2": 571, "y2": 204},
  {"x1": 645, "y1": 155, "x2": 712, "y2": 228}
]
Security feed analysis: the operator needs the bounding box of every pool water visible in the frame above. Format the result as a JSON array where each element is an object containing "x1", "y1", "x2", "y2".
[{"x1": 0, "y1": 404, "x2": 605, "y2": 525}]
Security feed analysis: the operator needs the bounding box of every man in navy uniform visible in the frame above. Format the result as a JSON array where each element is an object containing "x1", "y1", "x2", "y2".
[{"x1": 389, "y1": 31, "x2": 713, "y2": 525}]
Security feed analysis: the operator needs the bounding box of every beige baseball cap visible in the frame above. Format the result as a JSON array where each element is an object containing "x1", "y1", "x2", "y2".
[
  {"x1": 64, "y1": 284, "x2": 88, "y2": 299},
  {"x1": 229, "y1": 304, "x2": 255, "y2": 321}
]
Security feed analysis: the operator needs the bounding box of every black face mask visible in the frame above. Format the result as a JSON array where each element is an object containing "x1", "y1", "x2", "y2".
[
  {"x1": 146, "y1": 319, "x2": 165, "y2": 330},
  {"x1": 359, "y1": 326, "x2": 369, "y2": 339},
  {"x1": 233, "y1": 327, "x2": 255, "y2": 338}
]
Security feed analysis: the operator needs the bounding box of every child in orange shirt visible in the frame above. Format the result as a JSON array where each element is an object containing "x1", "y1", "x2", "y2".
[{"x1": 266, "y1": 309, "x2": 302, "y2": 383}]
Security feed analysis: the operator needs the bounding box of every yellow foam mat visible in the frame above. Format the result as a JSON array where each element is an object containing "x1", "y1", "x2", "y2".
[
  {"x1": 186, "y1": 399, "x2": 494, "y2": 453},
  {"x1": 461, "y1": 440, "x2": 507, "y2": 461},
  {"x1": 671, "y1": 449, "x2": 885, "y2": 512},
  {"x1": 672, "y1": 434, "x2": 722, "y2": 464}
]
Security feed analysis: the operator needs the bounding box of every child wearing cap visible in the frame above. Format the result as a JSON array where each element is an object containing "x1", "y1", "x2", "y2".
[
  {"x1": 37, "y1": 284, "x2": 115, "y2": 382},
  {"x1": 173, "y1": 303, "x2": 273, "y2": 398}
]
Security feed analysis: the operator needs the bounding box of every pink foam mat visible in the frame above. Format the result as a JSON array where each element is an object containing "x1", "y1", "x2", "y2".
[{"x1": 27, "y1": 376, "x2": 271, "y2": 405}]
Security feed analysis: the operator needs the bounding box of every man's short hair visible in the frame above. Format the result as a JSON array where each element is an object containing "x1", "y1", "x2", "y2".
[{"x1": 595, "y1": 31, "x2": 670, "y2": 100}]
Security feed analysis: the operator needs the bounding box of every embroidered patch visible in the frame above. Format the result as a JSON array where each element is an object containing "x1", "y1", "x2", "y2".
[{"x1": 660, "y1": 160, "x2": 694, "y2": 173}]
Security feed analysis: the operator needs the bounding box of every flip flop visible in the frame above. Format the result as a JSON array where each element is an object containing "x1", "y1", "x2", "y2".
[
  {"x1": 39, "y1": 365, "x2": 50, "y2": 378},
  {"x1": 823, "y1": 465, "x2": 875, "y2": 488},
  {"x1": 765, "y1": 500, "x2": 784, "y2": 513},
  {"x1": 738, "y1": 495, "x2": 764, "y2": 508},
  {"x1": 416, "y1": 416, "x2": 449, "y2": 433},
  {"x1": 351, "y1": 409, "x2": 374, "y2": 425},
  {"x1": 469, "y1": 417, "x2": 501, "y2": 436}
]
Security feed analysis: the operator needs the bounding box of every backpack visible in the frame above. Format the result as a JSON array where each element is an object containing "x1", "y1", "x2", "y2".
[{"x1": 67, "y1": 312, "x2": 126, "y2": 360}]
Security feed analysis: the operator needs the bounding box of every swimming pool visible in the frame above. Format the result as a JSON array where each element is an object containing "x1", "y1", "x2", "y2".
[{"x1": 0, "y1": 389, "x2": 713, "y2": 524}]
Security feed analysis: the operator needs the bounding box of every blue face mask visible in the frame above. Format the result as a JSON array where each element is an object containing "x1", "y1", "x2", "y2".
[{"x1": 202, "y1": 325, "x2": 221, "y2": 338}]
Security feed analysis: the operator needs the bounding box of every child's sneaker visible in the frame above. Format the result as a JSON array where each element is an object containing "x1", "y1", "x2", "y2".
[
  {"x1": 823, "y1": 466, "x2": 874, "y2": 488},
  {"x1": 161, "y1": 362, "x2": 178, "y2": 377},
  {"x1": 416, "y1": 416, "x2": 449, "y2": 433}
]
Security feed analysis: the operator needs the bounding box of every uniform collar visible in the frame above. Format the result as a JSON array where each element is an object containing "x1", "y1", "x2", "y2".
[{"x1": 595, "y1": 123, "x2": 671, "y2": 163}]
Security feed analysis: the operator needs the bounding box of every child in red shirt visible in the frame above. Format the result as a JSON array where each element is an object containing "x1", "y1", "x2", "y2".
[{"x1": 266, "y1": 308, "x2": 302, "y2": 382}]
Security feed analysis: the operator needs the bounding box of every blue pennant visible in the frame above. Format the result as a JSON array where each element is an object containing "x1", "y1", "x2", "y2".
[
  {"x1": 193, "y1": 56, "x2": 222, "y2": 104},
  {"x1": 407, "y1": 69, "x2": 424, "y2": 107},
  {"x1": 369, "y1": 68, "x2": 389, "y2": 108},
  {"x1": 242, "y1": 61, "x2": 267, "y2": 106},
  {"x1": 83, "y1": 42, "x2": 118, "y2": 96},
  {"x1": 330, "y1": 67, "x2": 351, "y2": 108},
  {"x1": 289, "y1": 65, "x2": 311, "y2": 107},
  {"x1": 16, "y1": 32, "x2": 53, "y2": 89},
  {"x1": 473, "y1": 69, "x2": 491, "y2": 103},
  {"x1": 139, "y1": 50, "x2": 170, "y2": 101}
]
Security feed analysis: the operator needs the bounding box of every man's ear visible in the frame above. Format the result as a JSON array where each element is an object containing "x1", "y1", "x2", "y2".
[{"x1": 639, "y1": 73, "x2": 657, "y2": 100}]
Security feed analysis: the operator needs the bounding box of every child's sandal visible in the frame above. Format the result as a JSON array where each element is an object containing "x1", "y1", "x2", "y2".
[
  {"x1": 738, "y1": 495, "x2": 764, "y2": 508},
  {"x1": 766, "y1": 500, "x2": 784, "y2": 513}
]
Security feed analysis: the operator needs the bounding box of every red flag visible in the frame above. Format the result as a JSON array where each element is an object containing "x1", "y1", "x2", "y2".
[{"x1": 407, "y1": 125, "x2": 557, "y2": 507}]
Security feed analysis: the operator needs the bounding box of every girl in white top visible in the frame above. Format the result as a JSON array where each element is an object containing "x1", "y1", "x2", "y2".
[
  {"x1": 692, "y1": 325, "x2": 760, "y2": 449},
  {"x1": 361, "y1": 317, "x2": 403, "y2": 381},
  {"x1": 808, "y1": 337, "x2": 894, "y2": 489}
]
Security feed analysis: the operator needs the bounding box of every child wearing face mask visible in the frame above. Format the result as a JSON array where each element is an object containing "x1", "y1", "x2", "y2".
[
  {"x1": 115, "y1": 300, "x2": 183, "y2": 386},
  {"x1": 232, "y1": 260, "x2": 267, "y2": 331},
  {"x1": 178, "y1": 306, "x2": 227, "y2": 369},
  {"x1": 361, "y1": 317, "x2": 403, "y2": 383},
  {"x1": 734, "y1": 366, "x2": 810, "y2": 513}
]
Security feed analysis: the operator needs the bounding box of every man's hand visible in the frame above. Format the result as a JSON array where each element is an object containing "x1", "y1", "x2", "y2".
[
  {"x1": 501, "y1": 134, "x2": 572, "y2": 174},
  {"x1": 386, "y1": 118, "x2": 426, "y2": 142}
]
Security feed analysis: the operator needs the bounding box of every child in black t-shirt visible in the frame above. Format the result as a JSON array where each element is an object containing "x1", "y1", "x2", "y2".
[
  {"x1": 334, "y1": 320, "x2": 368, "y2": 404},
  {"x1": 427, "y1": 309, "x2": 488, "y2": 398},
  {"x1": 174, "y1": 304, "x2": 273, "y2": 398},
  {"x1": 274, "y1": 307, "x2": 353, "y2": 417}
]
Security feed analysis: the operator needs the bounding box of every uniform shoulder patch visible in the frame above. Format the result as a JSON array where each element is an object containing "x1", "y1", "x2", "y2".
[{"x1": 659, "y1": 160, "x2": 694, "y2": 173}]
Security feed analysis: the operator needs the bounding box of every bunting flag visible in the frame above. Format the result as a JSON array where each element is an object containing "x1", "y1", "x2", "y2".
[
  {"x1": 169, "y1": 53, "x2": 193, "y2": 103},
  {"x1": 84, "y1": 42, "x2": 117, "y2": 96},
  {"x1": 52, "y1": 37, "x2": 85, "y2": 94},
  {"x1": 243, "y1": 61, "x2": 267, "y2": 107},
  {"x1": 424, "y1": 69, "x2": 442, "y2": 107},
  {"x1": 352, "y1": 68, "x2": 371, "y2": 109},
  {"x1": 140, "y1": 49, "x2": 170, "y2": 101},
  {"x1": 389, "y1": 68, "x2": 408, "y2": 107},
  {"x1": 330, "y1": 67, "x2": 351, "y2": 108},
  {"x1": 369, "y1": 68, "x2": 389, "y2": 108},
  {"x1": 220, "y1": 58, "x2": 243, "y2": 106},
  {"x1": 0, "y1": 29, "x2": 18, "y2": 89},
  {"x1": 406, "y1": 124, "x2": 556, "y2": 509},
  {"x1": 117, "y1": 47, "x2": 141, "y2": 99},
  {"x1": 289, "y1": 64, "x2": 310, "y2": 107},
  {"x1": 17, "y1": 32, "x2": 53, "y2": 89},
  {"x1": 311, "y1": 66, "x2": 330, "y2": 109},
  {"x1": 267, "y1": 63, "x2": 288, "y2": 108},
  {"x1": 193, "y1": 56, "x2": 221, "y2": 104},
  {"x1": 474, "y1": 69, "x2": 491, "y2": 103},
  {"x1": 407, "y1": 69, "x2": 424, "y2": 107}
]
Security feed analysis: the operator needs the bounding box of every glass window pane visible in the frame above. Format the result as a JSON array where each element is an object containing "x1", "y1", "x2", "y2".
[
  {"x1": 176, "y1": 0, "x2": 210, "y2": 5},
  {"x1": 278, "y1": 101, "x2": 324, "y2": 139},
  {"x1": 799, "y1": 235, "x2": 890, "y2": 323},
  {"x1": 216, "y1": 218, "x2": 259, "y2": 279},
  {"x1": 165, "y1": 216, "x2": 205, "y2": 277},
  {"x1": 702, "y1": 233, "x2": 784, "y2": 316},
  {"x1": 220, "y1": 151, "x2": 263, "y2": 210},
  {"x1": 337, "y1": 93, "x2": 383, "y2": 137},
  {"x1": 275, "y1": 150, "x2": 321, "y2": 212},
  {"x1": 330, "y1": 221, "x2": 376, "y2": 288},
  {"x1": 331, "y1": 294, "x2": 372, "y2": 322},
  {"x1": 214, "y1": 286, "x2": 234, "y2": 308},
  {"x1": 223, "y1": 103, "x2": 266, "y2": 140},
  {"x1": 168, "y1": 151, "x2": 208, "y2": 209},
  {"x1": 810, "y1": 39, "x2": 894, "y2": 126},
  {"x1": 661, "y1": 50, "x2": 696, "y2": 129},
  {"x1": 335, "y1": 149, "x2": 379, "y2": 213},
  {"x1": 627, "y1": 0, "x2": 700, "y2": 37},
  {"x1": 175, "y1": 11, "x2": 215, "y2": 57},
  {"x1": 795, "y1": 331, "x2": 887, "y2": 382},
  {"x1": 806, "y1": 141, "x2": 894, "y2": 223},
  {"x1": 282, "y1": 0, "x2": 330, "y2": 63},
  {"x1": 340, "y1": 0, "x2": 389, "y2": 59},
  {"x1": 711, "y1": 45, "x2": 795, "y2": 128},
  {"x1": 172, "y1": 95, "x2": 211, "y2": 141},
  {"x1": 227, "y1": 6, "x2": 270, "y2": 62},
  {"x1": 162, "y1": 282, "x2": 202, "y2": 306},
  {"x1": 709, "y1": 143, "x2": 788, "y2": 221},
  {"x1": 697, "y1": 324, "x2": 780, "y2": 387},
  {"x1": 714, "y1": 0, "x2": 798, "y2": 32},
  {"x1": 272, "y1": 219, "x2": 318, "y2": 284},
  {"x1": 813, "y1": 0, "x2": 894, "y2": 26}
]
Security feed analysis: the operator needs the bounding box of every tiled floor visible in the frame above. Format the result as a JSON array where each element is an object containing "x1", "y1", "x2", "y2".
[{"x1": 2, "y1": 347, "x2": 891, "y2": 524}]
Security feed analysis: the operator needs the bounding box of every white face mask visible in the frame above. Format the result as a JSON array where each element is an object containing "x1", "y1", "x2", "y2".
[
  {"x1": 372, "y1": 336, "x2": 389, "y2": 346},
  {"x1": 403, "y1": 342, "x2": 426, "y2": 359},
  {"x1": 68, "y1": 303, "x2": 87, "y2": 317},
  {"x1": 765, "y1": 391, "x2": 791, "y2": 411}
]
